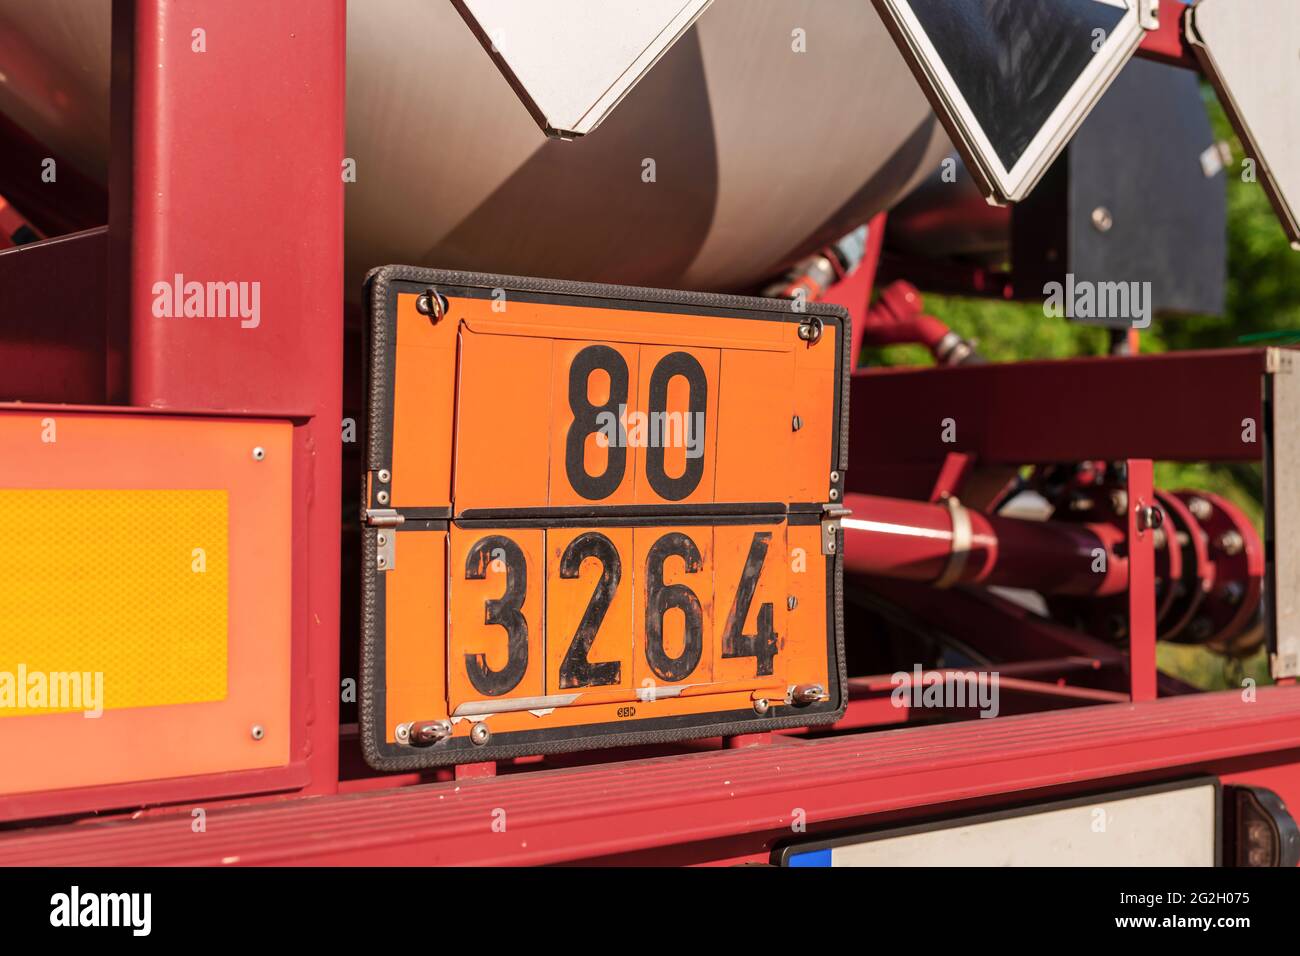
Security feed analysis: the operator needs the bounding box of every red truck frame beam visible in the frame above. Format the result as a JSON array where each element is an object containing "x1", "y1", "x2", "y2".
[
  {"x1": 0, "y1": 0, "x2": 344, "y2": 821},
  {"x1": 0, "y1": 0, "x2": 1298, "y2": 867}
]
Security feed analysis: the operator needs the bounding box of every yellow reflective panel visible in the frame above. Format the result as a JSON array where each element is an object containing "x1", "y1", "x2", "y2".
[{"x1": 0, "y1": 489, "x2": 229, "y2": 716}]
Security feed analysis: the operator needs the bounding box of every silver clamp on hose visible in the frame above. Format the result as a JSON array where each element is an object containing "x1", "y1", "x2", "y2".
[
  {"x1": 934, "y1": 495, "x2": 972, "y2": 589},
  {"x1": 934, "y1": 331, "x2": 976, "y2": 366}
]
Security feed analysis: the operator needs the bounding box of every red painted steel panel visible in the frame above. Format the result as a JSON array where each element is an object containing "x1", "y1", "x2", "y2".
[
  {"x1": 848, "y1": 350, "x2": 1267, "y2": 482},
  {"x1": 2, "y1": 689, "x2": 1299, "y2": 866},
  {"x1": 0, "y1": 113, "x2": 108, "y2": 239},
  {"x1": 124, "y1": 0, "x2": 344, "y2": 415},
  {"x1": 1135, "y1": 4, "x2": 1198, "y2": 71},
  {"x1": 0, "y1": 227, "x2": 107, "y2": 404}
]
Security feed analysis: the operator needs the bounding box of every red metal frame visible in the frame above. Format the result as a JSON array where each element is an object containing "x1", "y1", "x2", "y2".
[
  {"x1": 1135, "y1": 3, "x2": 1198, "y2": 71},
  {"x1": 0, "y1": 0, "x2": 346, "y2": 824},
  {"x1": 3, "y1": 689, "x2": 1298, "y2": 866},
  {"x1": 0, "y1": 113, "x2": 106, "y2": 239},
  {"x1": 0, "y1": 228, "x2": 107, "y2": 405},
  {"x1": 849, "y1": 349, "x2": 1269, "y2": 496},
  {"x1": 124, "y1": 0, "x2": 345, "y2": 799},
  {"x1": 1126, "y1": 459, "x2": 1158, "y2": 702}
]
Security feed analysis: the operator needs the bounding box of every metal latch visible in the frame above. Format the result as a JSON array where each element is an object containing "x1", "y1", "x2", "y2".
[
  {"x1": 365, "y1": 508, "x2": 403, "y2": 572},
  {"x1": 821, "y1": 504, "x2": 851, "y2": 556}
]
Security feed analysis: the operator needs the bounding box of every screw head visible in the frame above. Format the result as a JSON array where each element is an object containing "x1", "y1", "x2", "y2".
[
  {"x1": 752, "y1": 698, "x2": 771, "y2": 716},
  {"x1": 377, "y1": 469, "x2": 391, "y2": 484},
  {"x1": 377, "y1": 532, "x2": 387, "y2": 546},
  {"x1": 1136, "y1": 504, "x2": 1164, "y2": 532},
  {"x1": 1091, "y1": 206, "x2": 1114, "y2": 233},
  {"x1": 376, "y1": 554, "x2": 387, "y2": 569},
  {"x1": 250, "y1": 724, "x2": 265, "y2": 741},
  {"x1": 395, "y1": 722, "x2": 412, "y2": 743},
  {"x1": 376, "y1": 490, "x2": 390, "y2": 505},
  {"x1": 252, "y1": 447, "x2": 266, "y2": 461},
  {"x1": 416, "y1": 289, "x2": 449, "y2": 321},
  {"x1": 797, "y1": 317, "x2": 824, "y2": 344},
  {"x1": 1188, "y1": 497, "x2": 1213, "y2": 521},
  {"x1": 470, "y1": 722, "x2": 491, "y2": 746},
  {"x1": 792, "y1": 415, "x2": 803, "y2": 432},
  {"x1": 829, "y1": 489, "x2": 840, "y2": 500},
  {"x1": 1216, "y1": 530, "x2": 1245, "y2": 556},
  {"x1": 787, "y1": 595, "x2": 798, "y2": 611}
]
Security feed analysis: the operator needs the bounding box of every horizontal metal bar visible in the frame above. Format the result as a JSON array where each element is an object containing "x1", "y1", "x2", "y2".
[
  {"x1": 3, "y1": 688, "x2": 1299, "y2": 865},
  {"x1": 849, "y1": 350, "x2": 1268, "y2": 480}
]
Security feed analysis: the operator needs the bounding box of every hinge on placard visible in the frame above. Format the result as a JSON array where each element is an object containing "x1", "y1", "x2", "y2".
[
  {"x1": 821, "y1": 504, "x2": 851, "y2": 556},
  {"x1": 364, "y1": 508, "x2": 404, "y2": 528},
  {"x1": 374, "y1": 528, "x2": 396, "y2": 572},
  {"x1": 365, "y1": 508, "x2": 403, "y2": 572}
]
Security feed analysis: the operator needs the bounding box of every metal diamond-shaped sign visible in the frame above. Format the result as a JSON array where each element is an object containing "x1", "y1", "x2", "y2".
[
  {"x1": 1190, "y1": 0, "x2": 1300, "y2": 249},
  {"x1": 871, "y1": 0, "x2": 1148, "y2": 203},
  {"x1": 453, "y1": 0, "x2": 715, "y2": 138}
]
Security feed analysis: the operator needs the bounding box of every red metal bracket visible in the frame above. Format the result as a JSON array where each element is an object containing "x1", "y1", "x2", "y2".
[
  {"x1": 1135, "y1": 4, "x2": 1198, "y2": 71},
  {"x1": 1127, "y1": 459, "x2": 1158, "y2": 702}
]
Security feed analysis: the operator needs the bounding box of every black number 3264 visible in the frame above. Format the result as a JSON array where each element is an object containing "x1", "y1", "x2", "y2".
[{"x1": 460, "y1": 529, "x2": 779, "y2": 697}]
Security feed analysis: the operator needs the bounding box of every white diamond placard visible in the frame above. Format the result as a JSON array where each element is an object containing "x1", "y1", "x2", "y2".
[
  {"x1": 453, "y1": 0, "x2": 715, "y2": 138},
  {"x1": 1191, "y1": 0, "x2": 1300, "y2": 248}
]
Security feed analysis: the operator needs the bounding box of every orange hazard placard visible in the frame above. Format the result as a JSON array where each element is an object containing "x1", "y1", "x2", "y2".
[{"x1": 360, "y1": 268, "x2": 848, "y2": 769}]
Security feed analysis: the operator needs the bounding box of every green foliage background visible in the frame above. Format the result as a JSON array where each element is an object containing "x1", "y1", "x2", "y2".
[{"x1": 862, "y1": 90, "x2": 1297, "y2": 689}]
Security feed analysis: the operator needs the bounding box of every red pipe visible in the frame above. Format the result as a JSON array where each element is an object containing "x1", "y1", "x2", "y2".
[
  {"x1": 841, "y1": 492, "x2": 1128, "y2": 597},
  {"x1": 859, "y1": 281, "x2": 982, "y2": 365},
  {"x1": 860, "y1": 281, "x2": 949, "y2": 350}
]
